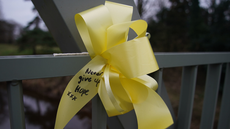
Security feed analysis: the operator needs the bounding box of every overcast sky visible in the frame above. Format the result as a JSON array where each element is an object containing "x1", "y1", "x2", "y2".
[
  {"x1": 1, "y1": 0, "x2": 48, "y2": 30},
  {"x1": 1, "y1": 0, "x2": 35, "y2": 26}
]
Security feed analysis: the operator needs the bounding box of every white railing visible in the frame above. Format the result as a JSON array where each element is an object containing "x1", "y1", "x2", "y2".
[{"x1": 0, "y1": 52, "x2": 230, "y2": 129}]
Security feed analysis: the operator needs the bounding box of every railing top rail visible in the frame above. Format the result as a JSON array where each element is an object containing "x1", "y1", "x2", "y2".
[
  {"x1": 1, "y1": 52, "x2": 230, "y2": 82},
  {"x1": 156, "y1": 52, "x2": 230, "y2": 68}
]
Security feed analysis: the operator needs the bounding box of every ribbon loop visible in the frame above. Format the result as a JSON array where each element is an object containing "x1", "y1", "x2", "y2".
[
  {"x1": 105, "y1": 1, "x2": 133, "y2": 24},
  {"x1": 75, "y1": 5, "x2": 113, "y2": 58},
  {"x1": 102, "y1": 37, "x2": 159, "y2": 78},
  {"x1": 104, "y1": 64, "x2": 124, "y2": 113}
]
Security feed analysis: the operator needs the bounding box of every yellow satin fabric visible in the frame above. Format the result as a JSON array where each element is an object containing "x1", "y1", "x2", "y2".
[{"x1": 55, "y1": 1, "x2": 173, "y2": 129}]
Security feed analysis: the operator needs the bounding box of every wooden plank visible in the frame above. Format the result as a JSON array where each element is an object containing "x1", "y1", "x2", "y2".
[
  {"x1": 217, "y1": 63, "x2": 230, "y2": 129},
  {"x1": 31, "y1": 0, "x2": 104, "y2": 52},
  {"x1": 7, "y1": 80, "x2": 25, "y2": 129},
  {"x1": 92, "y1": 95, "x2": 107, "y2": 129},
  {"x1": 152, "y1": 69, "x2": 176, "y2": 129},
  {"x1": 1, "y1": 53, "x2": 230, "y2": 82},
  {"x1": 176, "y1": 66, "x2": 198, "y2": 129},
  {"x1": 107, "y1": 116, "x2": 124, "y2": 129},
  {"x1": 155, "y1": 52, "x2": 230, "y2": 68},
  {"x1": 0, "y1": 55, "x2": 91, "y2": 82},
  {"x1": 200, "y1": 64, "x2": 222, "y2": 129},
  {"x1": 152, "y1": 68, "x2": 164, "y2": 95},
  {"x1": 117, "y1": 110, "x2": 138, "y2": 129}
]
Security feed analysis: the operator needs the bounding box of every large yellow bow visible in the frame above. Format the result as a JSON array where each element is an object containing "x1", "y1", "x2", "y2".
[{"x1": 55, "y1": 1, "x2": 173, "y2": 129}]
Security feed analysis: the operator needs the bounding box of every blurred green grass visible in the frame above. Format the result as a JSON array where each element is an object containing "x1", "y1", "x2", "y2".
[{"x1": 0, "y1": 43, "x2": 61, "y2": 56}]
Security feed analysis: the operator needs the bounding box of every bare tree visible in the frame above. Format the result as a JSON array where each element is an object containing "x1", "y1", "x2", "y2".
[{"x1": 135, "y1": 0, "x2": 171, "y2": 21}]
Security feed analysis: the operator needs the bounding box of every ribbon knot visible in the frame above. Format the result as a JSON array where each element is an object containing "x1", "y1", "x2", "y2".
[{"x1": 55, "y1": 1, "x2": 173, "y2": 129}]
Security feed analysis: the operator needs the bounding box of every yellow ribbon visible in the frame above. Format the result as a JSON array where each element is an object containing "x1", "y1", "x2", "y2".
[{"x1": 55, "y1": 1, "x2": 173, "y2": 129}]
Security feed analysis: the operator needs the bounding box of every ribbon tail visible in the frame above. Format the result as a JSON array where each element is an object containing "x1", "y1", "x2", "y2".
[
  {"x1": 120, "y1": 77, "x2": 173, "y2": 129},
  {"x1": 134, "y1": 87, "x2": 173, "y2": 129},
  {"x1": 55, "y1": 55, "x2": 107, "y2": 129}
]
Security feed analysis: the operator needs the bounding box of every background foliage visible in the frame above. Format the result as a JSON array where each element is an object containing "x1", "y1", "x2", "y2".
[
  {"x1": 137, "y1": 0, "x2": 230, "y2": 52},
  {"x1": 1, "y1": 0, "x2": 229, "y2": 54}
]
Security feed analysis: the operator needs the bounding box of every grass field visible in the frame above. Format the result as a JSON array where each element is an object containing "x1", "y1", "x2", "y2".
[{"x1": 0, "y1": 43, "x2": 61, "y2": 56}]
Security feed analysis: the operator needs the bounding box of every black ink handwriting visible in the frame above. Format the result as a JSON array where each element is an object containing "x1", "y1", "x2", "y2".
[{"x1": 75, "y1": 85, "x2": 89, "y2": 96}]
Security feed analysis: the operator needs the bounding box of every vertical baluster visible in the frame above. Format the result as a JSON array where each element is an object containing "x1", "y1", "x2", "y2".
[
  {"x1": 218, "y1": 63, "x2": 230, "y2": 129},
  {"x1": 152, "y1": 68, "x2": 176, "y2": 129},
  {"x1": 152, "y1": 68, "x2": 163, "y2": 95},
  {"x1": 176, "y1": 66, "x2": 198, "y2": 129},
  {"x1": 200, "y1": 64, "x2": 222, "y2": 129},
  {"x1": 107, "y1": 115, "x2": 124, "y2": 129},
  {"x1": 117, "y1": 110, "x2": 137, "y2": 129},
  {"x1": 7, "y1": 80, "x2": 25, "y2": 129},
  {"x1": 92, "y1": 94, "x2": 107, "y2": 129}
]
